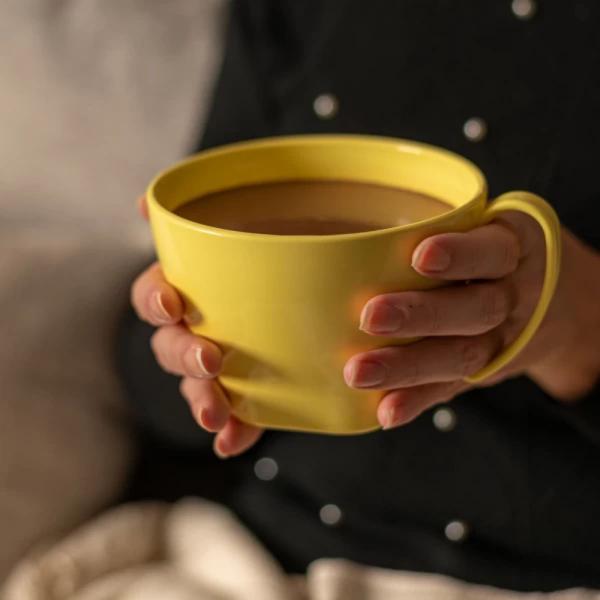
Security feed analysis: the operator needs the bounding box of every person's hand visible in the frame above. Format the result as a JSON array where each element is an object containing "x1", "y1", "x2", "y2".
[
  {"x1": 130, "y1": 197, "x2": 263, "y2": 458},
  {"x1": 344, "y1": 213, "x2": 600, "y2": 430}
]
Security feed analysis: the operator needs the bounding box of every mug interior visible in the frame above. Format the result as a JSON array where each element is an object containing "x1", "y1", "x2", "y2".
[{"x1": 150, "y1": 135, "x2": 486, "y2": 234}]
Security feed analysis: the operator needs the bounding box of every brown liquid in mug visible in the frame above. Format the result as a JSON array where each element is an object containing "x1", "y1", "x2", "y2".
[{"x1": 175, "y1": 180, "x2": 451, "y2": 235}]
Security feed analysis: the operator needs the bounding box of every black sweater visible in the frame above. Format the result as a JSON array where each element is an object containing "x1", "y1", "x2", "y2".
[{"x1": 118, "y1": 0, "x2": 600, "y2": 592}]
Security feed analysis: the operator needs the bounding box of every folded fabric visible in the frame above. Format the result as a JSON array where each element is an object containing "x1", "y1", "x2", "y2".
[{"x1": 3, "y1": 498, "x2": 599, "y2": 600}]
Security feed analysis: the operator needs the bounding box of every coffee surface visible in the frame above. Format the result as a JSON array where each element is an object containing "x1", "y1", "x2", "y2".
[{"x1": 175, "y1": 180, "x2": 450, "y2": 235}]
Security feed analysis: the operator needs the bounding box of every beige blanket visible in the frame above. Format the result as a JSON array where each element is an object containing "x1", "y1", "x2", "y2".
[{"x1": 3, "y1": 499, "x2": 598, "y2": 600}]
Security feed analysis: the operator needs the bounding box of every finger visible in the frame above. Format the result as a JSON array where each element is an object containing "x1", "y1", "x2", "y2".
[
  {"x1": 180, "y1": 377, "x2": 230, "y2": 432},
  {"x1": 130, "y1": 262, "x2": 184, "y2": 325},
  {"x1": 344, "y1": 334, "x2": 499, "y2": 390},
  {"x1": 137, "y1": 195, "x2": 149, "y2": 220},
  {"x1": 151, "y1": 324, "x2": 222, "y2": 378},
  {"x1": 412, "y1": 223, "x2": 520, "y2": 280},
  {"x1": 214, "y1": 417, "x2": 264, "y2": 458},
  {"x1": 377, "y1": 380, "x2": 469, "y2": 429},
  {"x1": 359, "y1": 281, "x2": 514, "y2": 337}
]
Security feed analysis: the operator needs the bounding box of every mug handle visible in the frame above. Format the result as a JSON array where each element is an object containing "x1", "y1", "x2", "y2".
[{"x1": 464, "y1": 191, "x2": 562, "y2": 384}]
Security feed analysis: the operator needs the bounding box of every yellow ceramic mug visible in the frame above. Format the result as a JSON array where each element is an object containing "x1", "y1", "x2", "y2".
[{"x1": 147, "y1": 135, "x2": 561, "y2": 434}]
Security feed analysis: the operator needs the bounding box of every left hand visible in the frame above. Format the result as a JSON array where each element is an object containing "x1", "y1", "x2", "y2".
[{"x1": 344, "y1": 213, "x2": 600, "y2": 430}]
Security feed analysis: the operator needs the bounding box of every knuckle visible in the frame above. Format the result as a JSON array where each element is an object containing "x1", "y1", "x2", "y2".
[
  {"x1": 504, "y1": 244, "x2": 520, "y2": 274},
  {"x1": 400, "y1": 353, "x2": 421, "y2": 387},
  {"x1": 425, "y1": 297, "x2": 442, "y2": 334},
  {"x1": 458, "y1": 338, "x2": 487, "y2": 377},
  {"x1": 501, "y1": 228, "x2": 521, "y2": 273},
  {"x1": 496, "y1": 282, "x2": 515, "y2": 319},
  {"x1": 476, "y1": 284, "x2": 509, "y2": 330}
]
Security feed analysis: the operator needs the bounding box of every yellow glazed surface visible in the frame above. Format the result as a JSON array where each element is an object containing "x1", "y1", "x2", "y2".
[{"x1": 147, "y1": 135, "x2": 561, "y2": 434}]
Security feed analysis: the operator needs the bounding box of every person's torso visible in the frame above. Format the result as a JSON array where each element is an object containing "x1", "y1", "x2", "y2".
[{"x1": 196, "y1": 0, "x2": 600, "y2": 591}]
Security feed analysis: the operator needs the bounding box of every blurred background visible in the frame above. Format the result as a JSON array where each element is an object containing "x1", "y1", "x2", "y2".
[{"x1": 0, "y1": 0, "x2": 227, "y2": 584}]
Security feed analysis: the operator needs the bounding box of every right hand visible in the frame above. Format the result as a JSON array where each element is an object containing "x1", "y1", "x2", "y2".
[{"x1": 130, "y1": 196, "x2": 263, "y2": 457}]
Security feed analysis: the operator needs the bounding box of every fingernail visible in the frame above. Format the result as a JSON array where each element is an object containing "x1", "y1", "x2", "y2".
[
  {"x1": 152, "y1": 291, "x2": 172, "y2": 322},
  {"x1": 214, "y1": 440, "x2": 230, "y2": 459},
  {"x1": 412, "y1": 242, "x2": 451, "y2": 272},
  {"x1": 349, "y1": 360, "x2": 387, "y2": 388},
  {"x1": 382, "y1": 406, "x2": 399, "y2": 430},
  {"x1": 359, "y1": 302, "x2": 403, "y2": 334},
  {"x1": 202, "y1": 406, "x2": 228, "y2": 432},
  {"x1": 194, "y1": 347, "x2": 219, "y2": 377},
  {"x1": 197, "y1": 408, "x2": 219, "y2": 432}
]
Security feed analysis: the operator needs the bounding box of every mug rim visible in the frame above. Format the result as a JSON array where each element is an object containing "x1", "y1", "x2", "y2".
[{"x1": 147, "y1": 134, "x2": 488, "y2": 243}]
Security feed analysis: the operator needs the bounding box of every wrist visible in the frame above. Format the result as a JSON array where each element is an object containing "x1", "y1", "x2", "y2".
[{"x1": 527, "y1": 230, "x2": 600, "y2": 401}]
